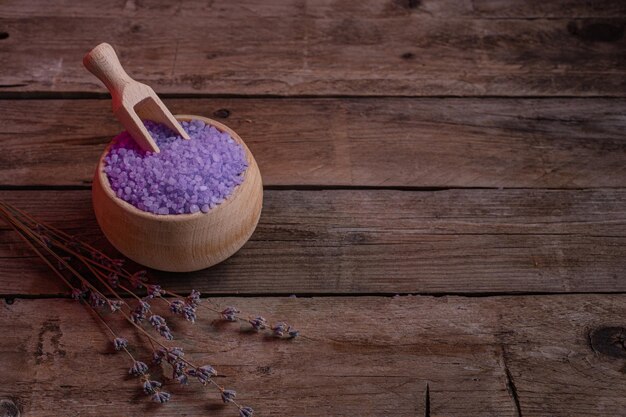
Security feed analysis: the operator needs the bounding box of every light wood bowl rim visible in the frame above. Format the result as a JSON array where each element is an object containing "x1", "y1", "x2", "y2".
[{"x1": 96, "y1": 114, "x2": 253, "y2": 223}]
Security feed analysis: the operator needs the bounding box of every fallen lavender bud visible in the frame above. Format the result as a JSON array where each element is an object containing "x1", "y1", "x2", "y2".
[
  {"x1": 249, "y1": 316, "x2": 267, "y2": 331},
  {"x1": 221, "y1": 389, "x2": 236, "y2": 403},
  {"x1": 221, "y1": 306, "x2": 240, "y2": 322},
  {"x1": 239, "y1": 406, "x2": 254, "y2": 417},
  {"x1": 113, "y1": 337, "x2": 128, "y2": 351},
  {"x1": 152, "y1": 391, "x2": 171, "y2": 403},
  {"x1": 143, "y1": 380, "x2": 161, "y2": 395},
  {"x1": 129, "y1": 361, "x2": 149, "y2": 376},
  {"x1": 169, "y1": 299, "x2": 185, "y2": 314},
  {"x1": 288, "y1": 327, "x2": 300, "y2": 338}
]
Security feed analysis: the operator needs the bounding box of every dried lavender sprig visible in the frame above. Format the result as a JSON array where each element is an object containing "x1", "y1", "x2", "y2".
[
  {"x1": 0, "y1": 203, "x2": 256, "y2": 414},
  {"x1": 159, "y1": 289, "x2": 299, "y2": 339},
  {"x1": 7, "y1": 202, "x2": 297, "y2": 342},
  {"x1": 61, "y1": 280, "x2": 169, "y2": 401},
  {"x1": 0, "y1": 205, "x2": 122, "y2": 315},
  {"x1": 0, "y1": 205, "x2": 172, "y2": 404}
]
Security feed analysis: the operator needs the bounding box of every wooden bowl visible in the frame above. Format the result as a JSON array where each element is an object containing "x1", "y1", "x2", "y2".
[{"x1": 92, "y1": 115, "x2": 263, "y2": 272}]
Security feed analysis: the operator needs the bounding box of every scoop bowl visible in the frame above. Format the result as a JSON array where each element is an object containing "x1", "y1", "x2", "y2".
[{"x1": 92, "y1": 115, "x2": 263, "y2": 272}]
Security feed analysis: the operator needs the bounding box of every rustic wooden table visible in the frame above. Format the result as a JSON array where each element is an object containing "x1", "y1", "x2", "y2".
[{"x1": 1, "y1": 1, "x2": 625, "y2": 416}]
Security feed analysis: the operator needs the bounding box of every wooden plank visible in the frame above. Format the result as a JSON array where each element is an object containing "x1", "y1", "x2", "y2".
[
  {"x1": 1, "y1": 98, "x2": 625, "y2": 188},
  {"x1": 1, "y1": 10, "x2": 625, "y2": 96},
  {"x1": 2, "y1": 0, "x2": 625, "y2": 19},
  {"x1": 0, "y1": 188, "x2": 624, "y2": 296},
  {"x1": 1, "y1": 295, "x2": 625, "y2": 416}
]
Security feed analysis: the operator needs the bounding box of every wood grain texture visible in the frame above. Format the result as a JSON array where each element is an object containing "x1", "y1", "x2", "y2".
[
  {"x1": 1, "y1": 98, "x2": 625, "y2": 188},
  {"x1": 0, "y1": 1, "x2": 625, "y2": 96},
  {"x1": 1, "y1": 295, "x2": 625, "y2": 416},
  {"x1": 2, "y1": 0, "x2": 625, "y2": 19},
  {"x1": 0, "y1": 188, "x2": 624, "y2": 296}
]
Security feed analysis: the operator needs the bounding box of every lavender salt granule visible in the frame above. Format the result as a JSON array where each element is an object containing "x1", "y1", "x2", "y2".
[{"x1": 104, "y1": 120, "x2": 248, "y2": 215}]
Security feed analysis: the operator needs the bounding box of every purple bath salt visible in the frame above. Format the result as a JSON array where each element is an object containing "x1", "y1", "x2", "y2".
[{"x1": 103, "y1": 119, "x2": 248, "y2": 215}]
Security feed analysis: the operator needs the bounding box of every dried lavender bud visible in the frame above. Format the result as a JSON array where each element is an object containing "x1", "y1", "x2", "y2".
[
  {"x1": 110, "y1": 258, "x2": 125, "y2": 268},
  {"x1": 152, "y1": 391, "x2": 171, "y2": 403},
  {"x1": 288, "y1": 327, "x2": 300, "y2": 338},
  {"x1": 155, "y1": 347, "x2": 185, "y2": 365},
  {"x1": 106, "y1": 273, "x2": 119, "y2": 287},
  {"x1": 131, "y1": 301, "x2": 150, "y2": 323},
  {"x1": 221, "y1": 306, "x2": 240, "y2": 322},
  {"x1": 186, "y1": 289, "x2": 201, "y2": 307},
  {"x1": 149, "y1": 315, "x2": 166, "y2": 326},
  {"x1": 88, "y1": 292, "x2": 107, "y2": 308},
  {"x1": 249, "y1": 316, "x2": 267, "y2": 331},
  {"x1": 57, "y1": 256, "x2": 71, "y2": 271},
  {"x1": 172, "y1": 361, "x2": 186, "y2": 378},
  {"x1": 109, "y1": 299, "x2": 124, "y2": 312},
  {"x1": 166, "y1": 347, "x2": 184, "y2": 363},
  {"x1": 113, "y1": 337, "x2": 128, "y2": 351},
  {"x1": 172, "y1": 362, "x2": 189, "y2": 384},
  {"x1": 129, "y1": 361, "x2": 149, "y2": 376},
  {"x1": 188, "y1": 365, "x2": 217, "y2": 384},
  {"x1": 152, "y1": 350, "x2": 164, "y2": 365},
  {"x1": 143, "y1": 380, "x2": 161, "y2": 395},
  {"x1": 169, "y1": 299, "x2": 185, "y2": 314},
  {"x1": 175, "y1": 373, "x2": 189, "y2": 385},
  {"x1": 239, "y1": 406, "x2": 254, "y2": 417},
  {"x1": 221, "y1": 389, "x2": 236, "y2": 403},
  {"x1": 146, "y1": 284, "x2": 163, "y2": 298},
  {"x1": 70, "y1": 288, "x2": 85, "y2": 300},
  {"x1": 272, "y1": 322, "x2": 288, "y2": 337},
  {"x1": 182, "y1": 305, "x2": 196, "y2": 323},
  {"x1": 90, "y1": 252, "x2": 104, "y2": 262},
  {"x1": 40, "y1": 235, "x2": 52, "y2": 248},
  {"x1": 157, "y1": 325, "x2": 173, "y2": 340},
  {"x1": 149, "y1": 315, "x2": 173, "y2": 339},
  {"x1": 129, "y1": 270, "x2": 147, "y2": 288}
]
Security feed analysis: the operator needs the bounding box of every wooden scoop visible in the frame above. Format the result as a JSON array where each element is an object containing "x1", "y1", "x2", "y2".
[{"x1": 83, "y1": 43, "x2": 189, "y2": 153}]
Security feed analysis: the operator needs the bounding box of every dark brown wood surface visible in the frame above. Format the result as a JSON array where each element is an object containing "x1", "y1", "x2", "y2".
[
  {"x1": 0, "y1": 188, "x2": 624, "y2": 296},
  {"x1": 0, "y1": 98, "x2": 625, "y2": 188},
  {"x1": 2, "y1": 295, "x2": 626, "y2": 417},
  {"x1": 1, "y1": 1, "x2": 625, "y2": 96},
  {"x1": 0, "y1": 1, "x2": 625, "y2": 416}
]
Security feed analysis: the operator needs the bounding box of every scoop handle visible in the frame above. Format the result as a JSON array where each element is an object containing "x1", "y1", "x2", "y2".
[{"x1": 83, "y1": 43, "x2": 133, "y2": 107}]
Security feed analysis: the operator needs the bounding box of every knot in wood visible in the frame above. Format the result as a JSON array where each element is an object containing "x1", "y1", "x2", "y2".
[
  {"x1": 589, "y1": 327, "x2": 626, "y2": 358},
  {"x1": 213, "y1": 108, "x2": 230, "y2": 119},
  {"x1": 0, "y1": 399, "x2": 20, "y2": 417}
]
